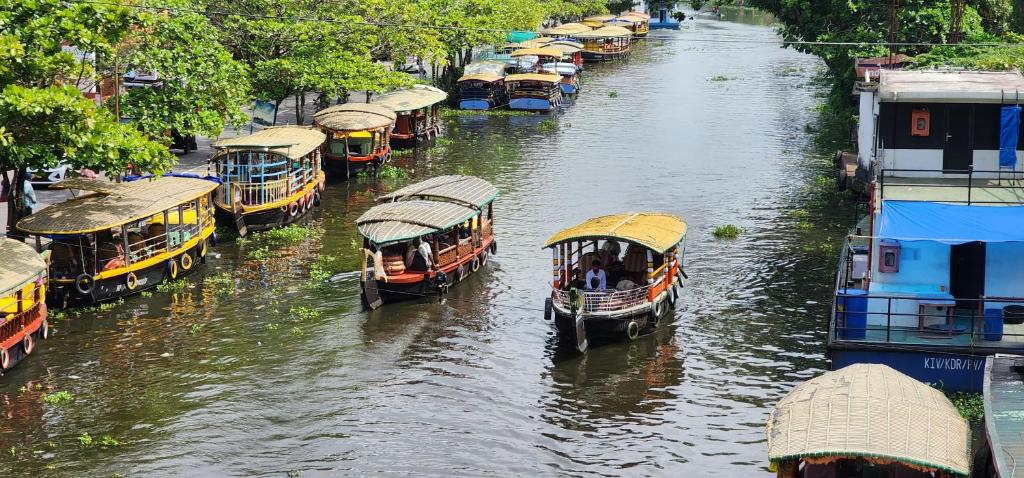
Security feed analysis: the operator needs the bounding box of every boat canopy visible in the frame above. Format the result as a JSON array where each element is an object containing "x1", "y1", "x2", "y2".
[
  {"x1": 540, "y1": 62, "x2": 578, "y2": 75},
  {"x1": 511, "y1": 47, "x2": 562, "y2": 58},
  {"x1": 878, "y1": 201, "x2": 1024, "y2": 244},
  {"x1": 313, "y1": 103, "x2": 396, "y2": 131},
  {"x1": 508, "y1": 38, "x2": 553, "y2": 49},
  {"x1": 541, "y1": 23, "x2": 593, "y2": 35},
  {"x1": 878, "y1": 70, "x2": 1024, "y2": 103},
  {"x1": 506, "y1": 30, "x2": 537, "y2": 43},
  {"x1": 0, "y1": 238, "x2": 46, "y2": 297},
  {"x1": 625, "y1": 10, "x2": 651, "y2": 19},
  {"x1": 17, "y1": 177, "x2": 218, "y2": 235},
  {"x1": 766, "y1": 363, "x2": 970, "y2": 477},
  {"x1": 378, "y1": 175, "x2": 497, "y2": 209},
  {"x1": 212, "y1": 127, "x2": 325, "y2": 160},
  {"x1": 543, "y1": 212, "x2": 687, "y2": 252},
  {"x1": 372, "y1": 85, "x2": 448, "y2": 112},
  {"x1": 357, "y1": 200, "x2": 481, "y2": 245},
  {"x1": 547, "y1": 40, "x2": 584, "y2": 53},
  {"x1": 458, "y1": 73, "x2": 503, "y2": 83},
  {"x1": 584, "y1": 14, "x2": 616, "y2": 22},
  {"x1": 505, "y1": 73, "x2": 562, "y2": 84},
  {"x1": 576, "y1": 26, "x2": 633, "y2": 38},
  {"x1": 606, "y1": 19, "x2": 639, "y2": 28},
  {"x1": 463, "y1": 60, "x2": 508, "y2": 77}
]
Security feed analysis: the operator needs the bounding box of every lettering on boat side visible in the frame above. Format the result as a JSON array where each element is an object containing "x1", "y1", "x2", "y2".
[{"x1": 923, "y1": 357, "x2": 984, "y2": 371}]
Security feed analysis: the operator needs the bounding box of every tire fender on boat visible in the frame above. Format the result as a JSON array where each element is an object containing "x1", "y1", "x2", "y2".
[
  {"x1": 626, "y1": 320, "x2": 640, "y2": 340},
  {"x1": 40, "y1": 319, "x2": 49, "y2": 340},
  {"x1": 126, "y1": 271, "x2": 139, "y2": 291},
  {"x1": 168, "y1": 259, "x2": 179, "y2": 280},
  {"x1": 471, "y1": 257, "x2": 480, "y2": 272},
  {"x1": 313, "y1": 191, "x2": 322, "y2": 207},
  {"x1": 23, "y1": 333, "x2": 35, "y2": 355},
  {"x1": 457, "y1": 264, "x2": 467, "y2": 282},
  {"x1": 651, "y1": 299, "x2": 664, "y2": 322},
  {"x1": 180, "y1": 252, "x2": 193, "y2": 271},
  {"x1": 0, "y1": 348, "x2": 9, "y2": 370},
  {"x1": 289, "y1": 202, "x2": 299, "y2": 216},
  {"x1": 74, "y1": 273, "x2": 95, "y2": 296},
  {"x1": 490, "y1": 241, "x2": 497, "y2": 255},
  {"x1": 480, "y1": 251, "x2": 488, "y2": 267},
  {"x1": 668, "y1": 285, "x2": 677, "y2": 308},
  {"x1": 544, "y1": 297, "x2": 553, "y2": 321}
]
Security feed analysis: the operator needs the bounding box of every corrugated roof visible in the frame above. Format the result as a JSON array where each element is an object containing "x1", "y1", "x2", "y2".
[
  {"x1": 372, "y1": 85, "x2": 448, "y2": 112},
  {"x1": 505, "y1": 73, "x2": 562, "y2": 83},
  {"x1": 543, "y1": 212, "x2": 687, "y2": 252},
  {"x1": 878, "y1": 70, "x2": 1024, "y2": 103},
  {"x1": 213, "y1": 126, "x2": 325, "y2": 160},
  {"x1": 511, "y1": 47, "x2": 563, "y2": 58},
  {"x1": 378, "y1": 175, "x2": 498, "y2": 209},
  {"x1": 576, "y1": 26, "x2": 633, "y2": 38},
  {"x1": 984, "y1": 355, "x2": 1024, "y2": 478},
  {"x1": 313, "y1": 103, "x2": 396, "y2": 131},
  {"x1": 0, "y1": 239, "x2": 46, "y2": 297},
  {"x1": 17, "y1": 177, "x2": 218, "y2": 234},
  {"x1": 357, "y1": 200, "x2": 480, "y2": 244},
  {"x1": 766, "y1": 364, "x2": 970, "y2": 477}
]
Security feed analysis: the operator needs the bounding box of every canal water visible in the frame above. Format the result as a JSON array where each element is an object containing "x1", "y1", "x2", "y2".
[{"x1": 0, "y1": 17, "x2": 857, "y2": 477}]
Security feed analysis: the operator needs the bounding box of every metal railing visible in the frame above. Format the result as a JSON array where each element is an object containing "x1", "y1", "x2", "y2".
[
  {"x1": 219, "y1": 178, "x2": 289, "y2": 207},
  {"x1": 553, "y1": 285, "x2": 652, "y2": 314},
  {"x1": 879, "y1": 166, "x2": 1024, "y2": 205}
]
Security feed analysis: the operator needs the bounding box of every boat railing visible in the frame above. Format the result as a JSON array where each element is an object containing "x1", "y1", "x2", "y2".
[
  {"x1": 552, "y1": 285, "x2": 652, "y2": 314},
  {"x1": 879, "y1": 166, "x2": 1024, "y2": 205},
  {"x1": 219, "y1": 178, "x2": 289, "y2": 207}
]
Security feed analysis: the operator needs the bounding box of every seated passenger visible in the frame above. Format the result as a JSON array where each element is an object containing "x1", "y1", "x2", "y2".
[
  {"x1": 147, "y1": 222, "x2": 167, "y2": 251},
  {"x1": 584, "y1": 259, "x2": 607, "y2": 290},
  {"x1": 127, "y1": 231, "x2": 147, "y2": 260},
  {"x1": 97, "y1": 241, "x2": 125, "y2": 271}
]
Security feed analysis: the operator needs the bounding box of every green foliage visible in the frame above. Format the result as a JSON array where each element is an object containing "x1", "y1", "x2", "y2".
[
  {"x1": 78, "y1": 433, "x2": 93, "y2": 447},
  {"x1": 252, "y1": 225, "x2": 319, "y2": 245},
  {"x1": 709, "y1": 75, "x2": 733, "y2": 82},
  {"x1": 441, "y1": 108, "x2": 533, "y2": 117},
  {"x1": 290, "y1": 306, "x2": 322, "y2": 322},
  {"x1": 948, "y1": 392, "x2": 985, "y2": 421},
  {"x1": 376, "y1": 164, "x2": 409, "y2": 179},
  {"x1": 246, "y1": 246, "x2": 272, "y2": 260},
  {"x1": 713, "y1": 224, "x2": 741, "y2": 239},
  {"x1": 537, "y1": 119, "x2": 557, "y2": 132},
  {"x1": 189, "y1": 323, "x2": 204, "y2": 335},
  {"x1": 205, "y1": 272, "x2": 235, "y2": 295},
  {"x1": 156, "y1": 279, "x2": 191, "y2": 294},
  {"x1": 608, "y1": 90, "x2": 619, "y2": 98},
  {"x1": 42, "y1": 390, "x2": 73, "y2": 405}
]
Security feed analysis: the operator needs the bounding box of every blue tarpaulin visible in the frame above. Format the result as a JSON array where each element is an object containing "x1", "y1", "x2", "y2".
[
  {"x1": 878, "y1": 200, "x2": 1024, "y2": 244},
  {"x1": 1000, "y1": 105, "x2": 1020, "y2": 168}
]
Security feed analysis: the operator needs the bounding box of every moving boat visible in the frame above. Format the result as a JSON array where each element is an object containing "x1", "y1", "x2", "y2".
[
  {"x1": 313, "y1": 103, "x2": 396, "y2": 178},
  {"x1": 372, "y1": 85, "x2": 448, "y2": 144},
  {"x1": 0, "y1": 238, "x2": 49, "y2": 373},
  {"x1": 457, "y1": 61, "x2": 510, "y2": 110},
  {"x1": 766, "y1": 363, "x2": 970, "y2": 478},
  {"x1": 210, "y1": 126, "x2": 326, "y2": 236},
  {"x1": 356, "y1": 175, "x2": 498, "y2": 309},
  {"x1": 506, "y1": 73, "x2": 563, "y2": 111},
  {"x1": 17, "y1": 177, "x2": 217, "y2": 307},
  {"x1": 539, "y1": 62, "x2": 581, "y2": 95},
  {"x1": 542, "y1": 212, "x2": 687, "y2": 351},
  {"x1": 575, "y1": 26, "x2": 632, "y2": 61}
]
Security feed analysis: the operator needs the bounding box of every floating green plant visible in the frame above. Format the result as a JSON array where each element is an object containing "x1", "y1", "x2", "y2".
[
  {"x1": 710, "y1": 75, "x2": 734, "y2": 82},
  {"x1": 713, "y1": 224, "x2": 741, "y2": 239},
  {"x1": 265, "y1": 323, "x2": 279, "y2": 332},
  {"x1": 290, "y1": 306, "x2": 322, "y2": 322},
  {"x1": 78, "y1": 433, "x2": 93, "y2": 447},
  {"x1": 948, "y1": 392, "x2": 984, "y2": 422},
  {"x1": 441, "y1": 108, "x2": 532, "y2": 117},
  {"x1": 156, "y1": 279, "x2": 191, "y2": 294},
  {"x1": 537, "y1": 119, "x2": 557, "y2": 132},
  {"x1": 434, "y1": 137, "x2": 454, "y2": 146},
  {"x1": 99, "y1": 435, "x2": 122, "y2": 447},
  {"x1": 140, "y1": 291, "x2": 153, "y2": 298},
  {"x1": 42, "y1": 390, "x2": 73, "y2": 405},
  {"x1": 608, "y1": 90, "x2": 619, "y2": 98},
  {"x1": 377, "y1": 164, "x2": 409, "y2": 180},
  {"x1": 189, "y1": 323, "x2": 204, "y2": 336},
  {"x1": 205, "y1": 271, "x2": 235, "y2": 295},
  {"x1": 246, "y1": 246, "x2": 272, "y2": 260},
  {"x1": 290, "y1": 326, "x2": 304, "y2": 337},
  {"x1": 253, "y1": 225, "x2": 318, "y2": 245}
]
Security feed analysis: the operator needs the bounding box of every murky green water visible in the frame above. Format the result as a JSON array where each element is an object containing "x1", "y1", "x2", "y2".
[{"x1": 1, "y1": 18, "x2": 857, "y2": 477}]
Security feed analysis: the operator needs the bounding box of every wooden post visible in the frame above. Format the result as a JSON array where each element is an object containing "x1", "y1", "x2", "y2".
[
  {"x1": 552, "y1": 247, "x2": 560, "y2": 287},
  {"x1": 432, "y1": 235, "x2": 440, "y2": 267}
]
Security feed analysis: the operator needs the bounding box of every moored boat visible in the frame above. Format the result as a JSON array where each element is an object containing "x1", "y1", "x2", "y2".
[
  {"x1": 575, "y1": 26, "x2": 632, "y2": 61},
  {"x1": 312, "y1": 103, "x2": 396, "y2": 178},
  {"x1": 17, "y1": 177, "x2": 218, "y2": 307},
  {"x1": 210, "y1": 126, "x2": 326, "y2": 236},
  {"x1": 617, "y1": 12, "x2": 650, "y2": 37},
  {"x1": 542, "y1": 213, "x2": 687, "y2": 351},
  {"x1": 458, "y1": 61, "x2": 510, "y2": 110},
  {"x1": 540, "y1": 22, "x2": 594, "y2": 39},
  {"x1": 356, "y1": 175, "x2": 498, "y2": 309},
  {"x1": 506, "y1": 73, "x2": 563, "y2": 111},
  {"x1": 546, "y1": 40, "x2": 585, "y2": 69},
  {"x1": 581, "y1": 14, "x2": 616, "y2": 29},
  {"x1": 371, "y1": 84, "x2": 448, "y2": 144},
  {"x1": 539, "y1": 62, "x2": 581, "y2": 95},
  {"x1": 0, "y1": 238, "x2": 49, "y2": 373}
]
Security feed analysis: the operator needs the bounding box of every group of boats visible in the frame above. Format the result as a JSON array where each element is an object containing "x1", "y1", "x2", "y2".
[{"x1": 458, "y1": 12, "x2": 650, "y2": 112}]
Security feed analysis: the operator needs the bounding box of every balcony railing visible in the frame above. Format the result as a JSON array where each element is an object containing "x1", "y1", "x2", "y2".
[
  {"x1": 553, "y1": 286, "x2": 651, "y2": 315},
  {"x1": 879, "y1": 167, "x2": 1024, "y2": 205}
]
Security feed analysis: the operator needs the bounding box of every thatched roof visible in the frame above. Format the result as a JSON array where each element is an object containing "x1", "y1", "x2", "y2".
[
  {"x1": 313, "y1": 103, "x2": 396, "y2": 132},
  {"x1": 511, "y1": 47, "x2": 563, "y2": 58},
  {"x1": 766, "y1": 364, "x2": 970, "y2": 477},
  {"x1": 504, "y1": 73, "x2": 562, "y2": 84},
  {"x1": 0, "y1": 239, "x2": 46, "y2": 297},
  {"x1": 357, "y1": 200, "x2": 480, "y2": 245},
  {"x1": 463, "y1": 61, "x2": 508, "y2": 77},
  {"x1": 372, "y1": 85, "x2": 448, "y2": 112},
  {"x1": 378, "y1": 175, "x2": 497, "y2": 209},
  {"x1": 212, "y1": 127, "x2": 325, "y2": 160},
  {"x1": 458, "y1": 73, "x2": 503, "y2": 83},
  {"x1": 541, "y1": 23, "x2": 594, "y2": 35},
  {"x1": 543, "y1": 212, "x2": 687, "y2": 253}
]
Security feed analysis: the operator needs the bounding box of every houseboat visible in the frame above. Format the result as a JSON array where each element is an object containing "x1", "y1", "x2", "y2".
[
  {"x1": 0, "y1": 239, "x2": 49, "y2": 373},
  {"x1": 609, "y1": 13, "x2": 650, "y2": 37},
  {"x1": 371, "y1": 85, "x2": 448, "y2": 144},
  {"x1": 312, "y1": 103, "x2": 396, "y2": 178},
  {"x1": 505, "y1": 73, "x2": 563, "y2": 111},
  {"x1": 581, "y1": 14, "x2": 616, "y2": 29},
  {"x1": 210, "y1": 126, "x2": 326, "y2": 236},
  {"x1": 828, "y1": 70, "x2": 1024, "y2": 392},
  {"x1": 576, "y1": 26, "x2": 632, "y2": 61},
  {"x1": 457, "y1": 73, "x2": 507, "y2": 110},
  {"x1": 356, "y1": 175, "x2": 497, "y2": 309},
  {"x1": 542, "y1": 212, "x2": 686, "y2": 351},
  {"x1": 17, "y1": 176, "x2": 217, "y2": 307},
  {"x1": 981, "y1": 354, "x2": 1024, "y2": 477},
  {"x1": 546, "y1": 40, "x2": 585, "y2": 69},
  {"x1": 540, "y1": 23, "x2": 594, "y2": 39},
  {"x1": 766, "y1": 364, "x2": 970, "y2": 478},
  {"x1": 510, "y1": 47, "x2": 564, "y2": 69},
  {"x1": 539, "y1": 62, "x2": 581, "y2": 95}
]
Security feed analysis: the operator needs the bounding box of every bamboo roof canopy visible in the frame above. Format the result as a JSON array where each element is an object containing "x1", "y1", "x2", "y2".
[
  {"x1": 372, "y1": 84, "x2": 448, "y2": 112},
  {"x1": 378, "y1": 175, "x2": 498, "y2": 209},
  {"x1": 212, "y1": 126, "x2": 326, "y2": 160},
  {"x1": 0, "y1": 238, "x2": 46, "y2": 297},
  {"x1": 576, "y1": 26, "x2": 633, "y2": 38},
  {"x1": 765, "y1": 363, "x2": 970, "y2": 477},
  {"x1": 458, "y1": 73, "x2": 504, "y2": 83},
  {"x1": 584, "y1": 14, "x2": 616, "y2": 22},
  {"x1": 507, "y1": 38, "x2": 554, "y2": 49},
  {"x1": 546, "y1": 42, "x2": 584, "y2": 53},
  {"x1": 541, "y1": 23, "x2": 594, "y2": 35},
  {"x1": 511, "y1": 47, "x2": 563, "y2": 58},
  {"x1": 505, "y1": 73, "x2": 562, "y2": 83},
  {"x1": 543, "y1": 212, "x2": 687, "y2": 253},
  {"x1": 622, "y1": 11, "x2": 651, "y2": 19},
  {"x1": 463, "y1": 60, "x2": 508, "y2": 77},
  {"x1": 17, "y1": 177, "x2": 218, "y2": 235},
  {"x1": 313, "y1": 103, "x2": 396, "y2": 131},
  {"x1": 357, "y1": 200, "x2": 481, "y2": 245}
]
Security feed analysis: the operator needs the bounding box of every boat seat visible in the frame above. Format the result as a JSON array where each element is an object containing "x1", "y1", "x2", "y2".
[{"x1": 382, "y1": 254, "x2": 406, "y2": 275}]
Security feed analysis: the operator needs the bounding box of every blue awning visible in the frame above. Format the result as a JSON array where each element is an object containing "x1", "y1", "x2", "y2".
[{"x1": 878, "y1": 200, "x2": 1024, "y2": 244}]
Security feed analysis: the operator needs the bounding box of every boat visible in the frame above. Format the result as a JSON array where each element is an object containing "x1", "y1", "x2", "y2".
[
  {"x1": 457, "y1": 61, "x2": 509, "y2": 110},
  {"x1": 982, "y1": 354, "x2": 1024, "y2": 477},
  {"x1": 828, "y1": 70, "x2": 1024, "y2": 392},
  {"x1": 581, "y1": 14, "x2": 616, "y2": 28},
  {"x1": 608, "y1": 13, "x2": 650, "y2": 37},
  {"x1": 542, "y1": 213, "x2": 687, "y2": 351},
  {"x1": 0, "y1": 238, "x2": 49, "y2": 373},
  {"x1": 210, "y1": 126, "x2": 326, "y2": 236},
  {"x1": 356, "y1": 175, "x2": 498, "y2": 309},
  {"x1": 371, "y1": 84, "x2": 448, "y2": 144},
  {"x1": 505, "y1": 73, "x2": 563, "y2": 111},
  {"x1": 575, "y1": 26, "x2": 632, "y2": 61},
  {"x1": 540, "y1": 23, "x2": 594, "y2": 39},
  {"x1": 539, "y1": 62, "x2": 581, "y2": 95},
  {"x1": 312, "y1": 103, "x2": 396, "y2": 178},
  {"x1": 650, "y1": 8, "x2": 681, "y2": 29},
  {"x1": 546, "y1": 40, "x2": 585, "y2": 69},
  {"x1": 766, "y1": 363, "x2": 970, "y2": 478},
  {"x1": 510, "y1": 47, "x2": 565, "y2": 71},
  {"x1": 16, "y1": 176, "x2": 218, "y2": 307}
]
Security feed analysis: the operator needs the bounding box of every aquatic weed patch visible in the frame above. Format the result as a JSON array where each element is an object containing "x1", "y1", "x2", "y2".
[
  {"x1": 377, "y1": 164, "x2": 409, "y2": 179},
  {"x1": 205, "y1": 271, "x2": 235, "y2": 295},
  {"x1": 441, "y1": 108, "x2": 532, "y2": 117},
  {"x1": 252, "y1": 225, "x2": 319, "y2": 245},
  {"x1": 537, "y1": 119, "x2": 557, "y2": 132},
  {"x1": 42, "y1": 391, "x2": 73, "y2": 405},
  {"x1": 607, "y1": 90, "x2": 619, "y2": 98},
  {"x1": 710, "y1": 75, "x2": 734, "y2": 82},
  {"x1": 156, "y1": 279, "x2": 191, "y2": 294},
  {"x1": 948, "y1": 392, "x2": 984, "y2": 422},
  {"x1": 290, "y1": 306, "x2": 322, "y2": 322},
  {"x1": 713, "y1": 224, "x2": 741, "y2": 239}
]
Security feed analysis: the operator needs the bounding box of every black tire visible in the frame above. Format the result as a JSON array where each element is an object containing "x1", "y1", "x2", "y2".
[
  {"x1": 544, "y1": 297, "x2": 553, "y2": 321},
  {"x1": 490, "y1": 241, "x2": 497, "y2": 255},
  {"x1": 626, "y1": 320, "x2": 640, "y2": 340},
  {"x1": 74, "y1": 274, "x2": 95, "y2": 296},
  {"x1": 668, "y1": 286, "x2": 677, "y2": 308}
]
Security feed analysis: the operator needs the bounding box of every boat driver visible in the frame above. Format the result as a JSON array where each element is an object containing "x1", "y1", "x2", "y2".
[{"x1": 585, "y1": 259, "x2": 607, "y2": 290}]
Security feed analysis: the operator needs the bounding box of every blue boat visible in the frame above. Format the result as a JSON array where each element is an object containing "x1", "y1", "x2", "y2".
[
  {"x1": 539, "y1": 62, "x2": 581, "y2": 95},
  {"x1": 457, "y1": 61, "x2": 509, "y2": 110},
  {"x1": 506, "y1": 73, "x2": 562, "y2": 111}
]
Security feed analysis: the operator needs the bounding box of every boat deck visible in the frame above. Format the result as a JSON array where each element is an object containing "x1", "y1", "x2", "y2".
[
  {"x1": 984, "y1": 355, "x2": 1024, "y2": 478},
  {"x1": 847, "y1": 310, "x2": 1024, "y2": 349},
  {"x1": 878, "y1": 176, "x2": 1024, "y2": 206}
]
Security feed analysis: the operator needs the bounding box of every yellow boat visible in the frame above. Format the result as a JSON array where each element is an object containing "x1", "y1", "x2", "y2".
[
  {"x1": 575, "y1": 26, "x2": 632, "y2": 61},
  {"x1": 0, "y1": 238, "x2": 49, "y2": 372},
  {"x1": 16, "y1": 176, "x2": 217, "y2": 307}
]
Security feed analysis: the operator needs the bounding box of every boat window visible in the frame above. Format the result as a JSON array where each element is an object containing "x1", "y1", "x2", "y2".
[
  {"x1": 49, "y1": 235, "x2": 88, "y2": 279},
  {"x1": 96, "y1": 227, "x2": 127, "y2": 272},
  {"x1": 329, "y1": 139, "x2": 346, "y2": 155}
]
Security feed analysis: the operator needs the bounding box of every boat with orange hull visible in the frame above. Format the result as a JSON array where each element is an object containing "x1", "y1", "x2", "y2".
[
  {"x1": 0, "y1": 239, "x2": 49, "y2": 374},
  {"x1": 372, "y1": 85, "x2": 448, "y2": 145},
  {"x1": 313, "y1": 103, "x2": 396, "y2": 179}
]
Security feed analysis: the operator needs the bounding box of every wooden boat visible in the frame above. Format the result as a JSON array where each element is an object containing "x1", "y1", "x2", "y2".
[
  {"x1": 510, "y1": 47, "x2": 565, "y2": 70},
  {"x1": 576, "y1": 26, "x2": 632, "y2": 61},
  {"x1": 582, "y1": 14, "x2": 616, "y2": 28},
  {"x1": 371, "y1": 85, "x2": 448, "y2": 144},
  {"x1": 356, "y1": 175, "x2": 498, "y2": 309},
  {"x1": 458, "y1": 61, "x2": 509, "y2": 110},
  {"x1": 506, "y1": 73, "x2": 563, "y2": 111},
  {"x1": 0, "y1": 238, "x2": 49, "y2": 373},
  {"x1": 540, "y1": 23, "x2": 594, "y2": 39},
  {"x1": 617, "y1": 12, "x2": 650, "y2": 37},
  {"x1": 542, "y1": 213, "x2": 686, "y2": 351},
  {"x1": 17, "y1": 177, "x2": 217, "y2": 307},
  {"x1": 767, "y1": 364, "x2": 970, "y2": 478},
  {"x1": 313, "y1": 103, "x2": 396, "y2": 178},
  {"x1": 546, "y1": 40, "x2": 585, "y2": 69},
  {"x1": 539, "y1": 62, "x2": 581, "y2": 95},
  {"x1": 210, "y1": 127, "x2": 326, "y2": 236}
]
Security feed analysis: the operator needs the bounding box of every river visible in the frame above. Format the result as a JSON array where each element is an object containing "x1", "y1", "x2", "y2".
[{"x1": 0, "y1": 16, "x2": 858, "y2": 477}]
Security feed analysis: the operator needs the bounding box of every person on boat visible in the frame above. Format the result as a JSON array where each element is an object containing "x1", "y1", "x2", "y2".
[
  {"x1": 408, "y1": 237, "x2": 434, "y2": 271},
  {"x1": 585, "y1": 259, "x2": 607, "y2": 290}
]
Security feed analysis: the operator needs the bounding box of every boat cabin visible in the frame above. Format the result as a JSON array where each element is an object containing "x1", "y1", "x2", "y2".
[
  {"x1": 356, "y1": 175, "x2": 498, "y2": 309},
  {"x1": 767, "y1": 364, "x2": 970, "y2": 478},
  {"x1": 575, "y1": 26, "x2": 632, "y2": 61},
  {"x1": 210, "y1": 126, "x2": 326, "y2": 235},
  {"x1": 543, "y1": 213, "x2": 686, "y2": 350},
  {"x1": 0, "y1": 238, "x2": 49, "y2": 373},
  {"x1": 17, "y1": 177, "x2": 217, "y2": 307},
  {"x1": 313, "y1": 103, "x2": 396, "y2": 178},
  {"x1": 539, "y1": 62, "x2": 581, "y2": 95},
  {"x1": 371, "y1": 85, "x2": 448, "y2": 143},
  {"x1": 546, "y1": 40, "x2": 585, "y2": 69},
  {"x1": 458, "y1": 61, "x2": 509, "y2": 110},
  {"x1": 506, "y1": 73, "x2": 563, "y2": 111},
  {"x1": 609, "y1": 13, "x2": 650, "y2": 37}
]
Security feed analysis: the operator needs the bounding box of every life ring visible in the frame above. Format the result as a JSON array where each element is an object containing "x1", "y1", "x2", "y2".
[
  {"x1": 470, "y1": 257, "x2": 480, "y2": 272},
  {"x1": 289, "y1": 202, "x2": 299, "y2": 216},
  {"x1": 544, "y1": 297, "x2": 553, "y2": 321},
  {"x1": 313, "y1": 191, "x2": 322, "y2": 207},
  {"x1": 23, "y1": 333, "x2": 35, "y2": 355},
  {"x1": 167, "y1": 259, "x2": 178, "y2": 280},
  {"x1": 125, "y1": 272, "x2": 139, "y2": 291},
  {"x1": 180, "y1": 252, "x2": 193, "y2": 271},
  {"x1": 74, "y1": 273, "x2": 95, "y2": 296},
  {"x1": 0, "y1": 348, "x2": 8, "y2": 370},
  {"x1": 40, "y1": 319, "x2": 49, "y2": 340},
  {"x1": 626, "y1": 320, "x2": 640, "y2": 340}
]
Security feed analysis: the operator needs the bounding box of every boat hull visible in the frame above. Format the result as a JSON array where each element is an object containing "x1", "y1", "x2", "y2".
[
  {"x1": 459, "y1": 99, "x2": 494, "y2": 110},
  {"x1": 0, "y1": 302, "x2": 46, "y2": 374},
  {"x1": 323, "y1": 155, "x2": 386, "y2": 179},
  {"x1": 215, "y1": 173, "x2": 325, "y2": 235},
  {"x1": 828, "y1": 346, "x2": 989, "y2": 392},
  {"x1": 559, "y1": 83, "x2": 578, "y2": 95},
  {"x1": 510, "y1": 97, "x2": 559, "y2": 111},
  {"x1": 362, "y1": 244, "x2": 494, "y2": 307},
  {"x1": 582, "y1": 50, "x2": 629, "y2": 61},
  {"x1": 551, "y1": 293, "x2": 673, "y2": 341}
]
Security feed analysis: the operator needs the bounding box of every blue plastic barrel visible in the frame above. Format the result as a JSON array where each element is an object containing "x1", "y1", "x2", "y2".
[
  {"x1": 838, "y1": 289, "x2": 868, "y2": 340},
  {"x1": 984, "y1": 308, "x2": 1004, "y2": 341}
]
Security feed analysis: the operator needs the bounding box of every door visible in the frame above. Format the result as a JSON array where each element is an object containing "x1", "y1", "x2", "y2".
[
  {"x1": 950, "y1": 241, "x2": 986, "y2": 309},
  {"x1": 943, "y1": 104, "x2": 973, "y2": 172}
]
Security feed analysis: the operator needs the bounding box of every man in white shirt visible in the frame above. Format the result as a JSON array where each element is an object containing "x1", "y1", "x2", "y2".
[
  {"x1": 584, "y1": 259, "x2": 607, "y2": 290},
  {"x1": 418, "y1": 236, "x2": 434, "y2": 269}
]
